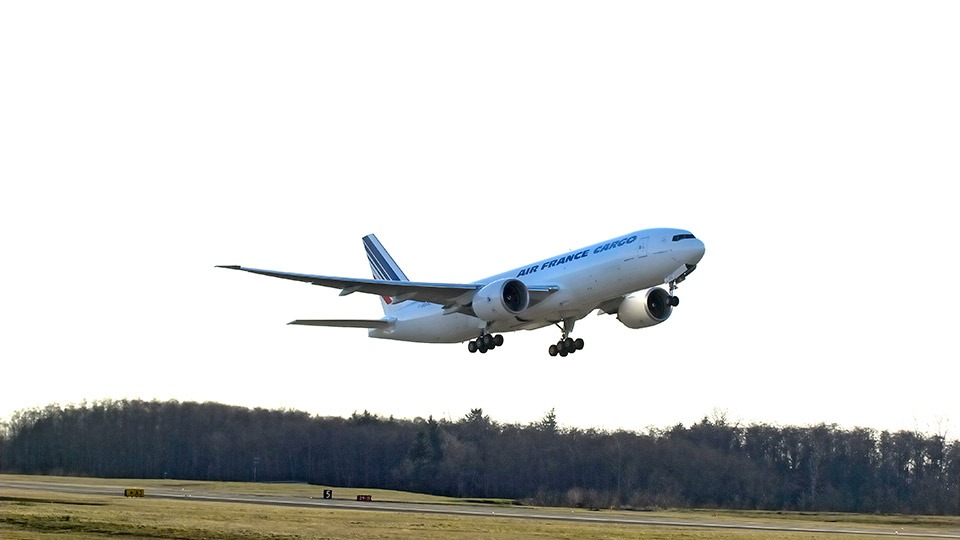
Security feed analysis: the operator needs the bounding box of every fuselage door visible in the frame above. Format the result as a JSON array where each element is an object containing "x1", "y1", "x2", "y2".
[{"x1": 637, "y1": 236, "x2": 648, "y2": 258}]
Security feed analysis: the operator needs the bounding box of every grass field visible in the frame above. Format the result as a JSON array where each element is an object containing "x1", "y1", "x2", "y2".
[
  {"x1": 0, "y1": 473, "x2": 505, "y2": 505},
  {"x1": 2, "y1": 475, "x2": 959, "y2": 540}
]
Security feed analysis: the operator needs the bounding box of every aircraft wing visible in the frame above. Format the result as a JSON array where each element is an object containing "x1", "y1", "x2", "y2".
[
  {"x1": 217, "y1": 265, "x2": 558, "y2": 312},
  {"x1": 217, "y1": 265, "x2": 478, "y2": 305},
  {"x1": 289, "y1": 319, "x2": 394, "y2": 328}
]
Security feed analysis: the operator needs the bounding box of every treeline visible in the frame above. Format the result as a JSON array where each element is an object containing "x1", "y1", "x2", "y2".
[{"x1": 1, "y1": 400, "x2": 958, "y2": 514}]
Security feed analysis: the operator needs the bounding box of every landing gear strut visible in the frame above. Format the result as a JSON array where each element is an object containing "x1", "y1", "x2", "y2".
[
  {"x1": 669, "y1": 280, "x2": 681, "y2": 307},
  {"x1": 467, "y1": 333, "x2": 504, "y2": 353},
  {"x1": 548, "y1": 319, "x2": 584, "y2": 357}
]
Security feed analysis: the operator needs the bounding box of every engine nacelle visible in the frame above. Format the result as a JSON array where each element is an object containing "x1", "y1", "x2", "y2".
[
  {"x1": 617, "y1": 287, "x2": 673, "y2": 329},
  {"x1": 472, "y1": 278, "x2": 530, "y2": 322}
]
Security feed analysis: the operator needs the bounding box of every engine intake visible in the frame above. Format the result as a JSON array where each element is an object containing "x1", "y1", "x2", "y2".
[
  {"x1": 473, "y1": 279, "x2": 529, "y2": 322},
  {"x1": 616, "y1": 287, "x2": 673, "y2": 329}
]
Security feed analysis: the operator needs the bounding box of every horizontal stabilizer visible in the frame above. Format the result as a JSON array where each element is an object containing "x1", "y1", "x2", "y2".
[{"x1": 288, "y1": 319, "x2": 394, "y2": 329}]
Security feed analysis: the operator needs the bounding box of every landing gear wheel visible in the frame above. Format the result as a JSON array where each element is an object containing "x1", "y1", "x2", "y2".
[
  {"x1": 670, "y1": 296, "x2": 680, "y2": 307},
  {"x1": 547, "y1": 317, "x2": 584, "y2": 356},
  {"x1": 469, "y1": 333, "x2": 504, "y2": 354}
]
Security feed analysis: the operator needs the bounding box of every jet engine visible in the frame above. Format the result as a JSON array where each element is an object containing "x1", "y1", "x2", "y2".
[
  {"x1": 616, "y1": 287, "x2": 673, "y2": 329},
  {"x1": 472, "y1": 279, "x2": 530, "y2": 322}
]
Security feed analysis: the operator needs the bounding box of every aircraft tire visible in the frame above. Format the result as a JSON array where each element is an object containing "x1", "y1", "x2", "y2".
[
  {"x1": 670, "y1": 296, "x2": 680, "y2": 307},
  {"x1": 549, "y1": 344, "x2": 558, "y2": 356},
  {"x1": 483, "y1": 334, "x2": 494, "y2": 347},
  {"x1": 468, "y1": 341, "x2": 478, "y2": 353},
  {"x1": 559, "y1": 350, "x2": 568, "y2": 357},
  {"x1": 478, "y1": 343, "x2": 488, "y2": 353},
  {"x1": 575, "y1": 338, "x2": 584, "y2": 350},
  {"x1": 494, "y1": 334, "x2": 504, "y2": 347},
  {"x1": 564, "y1": 337, "x2": 575, "y2": 350}
]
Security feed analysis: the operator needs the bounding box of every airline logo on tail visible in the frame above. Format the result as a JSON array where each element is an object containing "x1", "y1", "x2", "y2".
[{"x1": 363, "y1": 234, "x2": 408, "y2": 305}]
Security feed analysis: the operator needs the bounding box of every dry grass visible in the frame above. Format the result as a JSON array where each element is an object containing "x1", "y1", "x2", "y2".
[
  {"x1": 0, "y1": 473, "x2": 507, "y2": 505},
  {"x1": 0, "y1": 488, "x2": 944, "y2": 540},
  {"x1": 668, "y1": 507, "x2": 960, "y2": 530},
  {"x1": 2, "y1": 475, "x2": 958, "y2": 540}
]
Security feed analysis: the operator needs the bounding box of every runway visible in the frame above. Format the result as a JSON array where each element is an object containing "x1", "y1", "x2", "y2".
[{"x1": 2, "y1": 478, "x2": 959, "y2": 539}]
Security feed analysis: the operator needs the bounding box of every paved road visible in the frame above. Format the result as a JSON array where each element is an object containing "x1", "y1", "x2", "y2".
[{"x1": 3, "y1": 478, "x2": 959, "y2": 539}]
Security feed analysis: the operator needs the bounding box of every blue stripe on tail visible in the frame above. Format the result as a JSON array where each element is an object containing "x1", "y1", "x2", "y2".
[
  {"x1": 364, "y1": 241, "x2": 399, "y2": 281},
  {"x1": 362, "y1": 234, "x2": 409, "y2": 315}
]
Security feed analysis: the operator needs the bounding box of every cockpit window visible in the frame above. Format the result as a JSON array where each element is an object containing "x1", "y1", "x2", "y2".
[{"x1": 672, "y1": 234, "x2": 696, "y2": 241}]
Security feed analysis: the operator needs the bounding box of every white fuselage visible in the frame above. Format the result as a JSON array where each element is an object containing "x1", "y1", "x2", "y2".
[{"x1": 369, "y1": 228, "x2": 704, "y2": 343}]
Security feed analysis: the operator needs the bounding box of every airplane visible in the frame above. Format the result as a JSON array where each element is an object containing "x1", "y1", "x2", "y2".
[{"x1": 217, "y1": 228, "x2": 705, "y2": 356}]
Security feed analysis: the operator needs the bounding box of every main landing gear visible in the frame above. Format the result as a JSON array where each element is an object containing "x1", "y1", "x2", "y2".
[
  {"x1": 549, "y1": 337, "x2": 584, "y2": 357},
  {"x1": 548, "y1": 319, "x2": 584, "y2": 357},
  {"x1": 467, "y1": 333, "x2": 504, "y2": 353}
]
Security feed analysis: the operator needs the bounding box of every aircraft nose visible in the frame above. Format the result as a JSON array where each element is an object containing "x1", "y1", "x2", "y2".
[{"x1": 687, "y1": 239, "x2": 705, "y2": 265}]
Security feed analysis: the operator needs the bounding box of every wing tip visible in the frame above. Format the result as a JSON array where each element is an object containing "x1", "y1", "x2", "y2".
[{"x1": 216, "y1": 265, "x2": 242, "y2": 270}]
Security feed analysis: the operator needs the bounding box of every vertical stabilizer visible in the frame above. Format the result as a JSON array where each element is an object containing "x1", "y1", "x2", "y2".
[{"x1": 362, "y1": 234, "x2": 409, "y2": 314}]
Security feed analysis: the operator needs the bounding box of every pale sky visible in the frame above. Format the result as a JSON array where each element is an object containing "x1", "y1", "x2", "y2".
[{"x1": 2, "y1": 2, "x2": 958, "y2": 436}]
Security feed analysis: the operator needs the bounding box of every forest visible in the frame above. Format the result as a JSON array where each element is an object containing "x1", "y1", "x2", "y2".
[{"x1": 2, "y1": 399, "x2": 958, "y2": 515}]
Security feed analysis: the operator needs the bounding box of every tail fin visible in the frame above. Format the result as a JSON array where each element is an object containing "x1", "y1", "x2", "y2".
[{"x1": 362, "y1": 234, "x2": 409, "y2": 314}]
